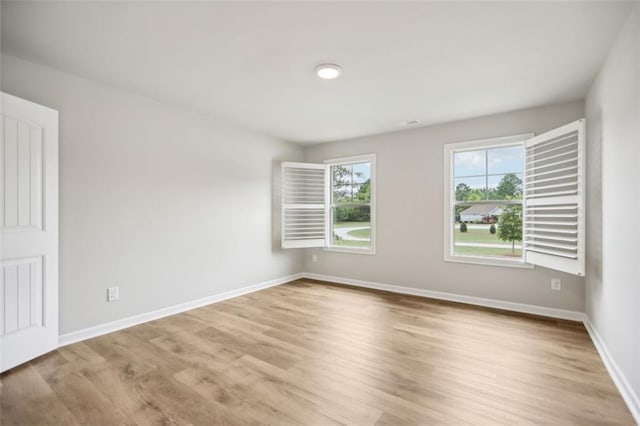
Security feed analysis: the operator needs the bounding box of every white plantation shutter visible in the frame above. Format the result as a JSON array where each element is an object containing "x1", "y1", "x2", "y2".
[
  {"x1": 523, "y1": 119, "x2": 585, "y2": 276},
  {"x1": 281, "y1": 162, "x2": 328, "y2": 248}
]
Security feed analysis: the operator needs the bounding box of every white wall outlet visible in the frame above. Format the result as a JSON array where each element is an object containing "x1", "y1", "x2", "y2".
[
  {"x1": 551, "y1": 278, "x2": 562, "y2": 291},
  {"x1": 312, "y1": 254, "x2": 318, "y2": 263},
  {"x1": 107, "y1": 286, "x2": 120, "y2": 302}
]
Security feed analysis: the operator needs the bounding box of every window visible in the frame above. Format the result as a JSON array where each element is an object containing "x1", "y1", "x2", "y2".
[
  {"x1": 444, "y1": 119, "x2": 585, "y2": 275},
  {"x1": 445, "y1": 135, "x2": 530, "y2": 267},
  {"x1": 326, "y1": 155, "x2": 375, "y2": 253},
  {"x1": 281, "y1": 154, "x2": 375, "y2": 254}
]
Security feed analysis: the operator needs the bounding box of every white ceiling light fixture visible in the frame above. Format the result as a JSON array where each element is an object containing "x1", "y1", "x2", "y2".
[{"x1": 315, "y1": 63, "x2": 342, "y2": 80}]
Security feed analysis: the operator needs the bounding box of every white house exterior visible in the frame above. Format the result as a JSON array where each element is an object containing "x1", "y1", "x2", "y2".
[{"x1": 459, "y1": 204, "x2": 503, "y2": 223}]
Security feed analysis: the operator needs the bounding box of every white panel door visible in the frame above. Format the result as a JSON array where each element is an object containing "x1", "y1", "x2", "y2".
[{"x1": 0, "y1": 92, "x2": 58, "y2": 372}]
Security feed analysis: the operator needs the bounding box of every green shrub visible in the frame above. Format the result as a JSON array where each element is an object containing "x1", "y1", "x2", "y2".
[
  {"x1": 460, "y1": 222, "x2": 468, "y2": 233},
  {"x1": 489, "y1": 224, "x2": 496, "y2": 234},
  {"x1": 334, "y1": 206, "x2": 370, "y2": 222}
]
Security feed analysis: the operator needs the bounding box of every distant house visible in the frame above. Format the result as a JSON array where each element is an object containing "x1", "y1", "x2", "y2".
[{"x1": 459, "y1": 204, "x2": 503, "y2": 223}]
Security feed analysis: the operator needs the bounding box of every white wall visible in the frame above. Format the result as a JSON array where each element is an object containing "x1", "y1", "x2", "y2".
[
  {"x1": 1, "y1": 55, "x2": 304, "y2": 334},
  {"x1": 304, "y1": 102, "x2": 586, "y2": 312},
  {"x1": 585, "y1": 4, "x2": 640, "y2": 417}
]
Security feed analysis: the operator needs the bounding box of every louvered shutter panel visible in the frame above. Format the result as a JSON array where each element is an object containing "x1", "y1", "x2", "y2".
[
  {"x1": 281, "y1": 162, "x2": 328, "y2": 248},
  {"x1": 523, "y1": 119, "x2": 585, "y2": 275}
]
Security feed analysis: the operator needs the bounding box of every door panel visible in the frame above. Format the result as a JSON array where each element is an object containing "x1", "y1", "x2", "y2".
[{"x1": 1, "y1": 257, "x2": 43, "y2": 336}]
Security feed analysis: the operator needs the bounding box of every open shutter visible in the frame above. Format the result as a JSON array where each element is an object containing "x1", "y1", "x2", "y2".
[
  {"x1": 523, "y1": 119, "x2": 585, "y2": 276},
  {"x1": 281, "y1": 162, "x2": 328, "y2": 248}
]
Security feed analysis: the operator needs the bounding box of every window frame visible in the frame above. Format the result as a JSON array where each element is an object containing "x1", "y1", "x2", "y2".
[
  {"x1": 443, "y1": 134, "x2": 534, "y2": 269},
  {"x1": 324, "y1": 154, "x2": 376, "y2": 255}
]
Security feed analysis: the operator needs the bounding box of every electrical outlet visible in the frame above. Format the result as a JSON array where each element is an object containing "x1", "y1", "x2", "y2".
[
  {"x1": 107, "y1": 286, "x2": 120, "y2": 302},
  {"x1": 551, "y1": 278, "x2": 562, "y2": 291},
  {"x1": 312, "y1": 254, "x2": 318, "y2": 263}
]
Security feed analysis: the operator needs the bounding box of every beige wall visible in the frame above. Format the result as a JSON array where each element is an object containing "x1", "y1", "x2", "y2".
[
  {"x1": 1, "y1": 55, "x2": 304, "y2": 334},
  {"x1": 304, "y1": 102, "x2": 586, "y2": 312},
  {"x1": 585, "y1": 4, "x2": 640, "y2": 415}
]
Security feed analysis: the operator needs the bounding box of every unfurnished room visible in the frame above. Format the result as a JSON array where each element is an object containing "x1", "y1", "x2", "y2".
[{"x1": 0, "y1": 1, "x2": 639, "y2": 424}]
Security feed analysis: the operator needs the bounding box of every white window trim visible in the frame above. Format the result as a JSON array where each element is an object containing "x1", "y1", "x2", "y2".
[
  {"x1": 443, "y1": 134, "x2": 534, "y2": 269},
  {"x1": 324, "y1": 154, "x2": 376, "y2": 255}
]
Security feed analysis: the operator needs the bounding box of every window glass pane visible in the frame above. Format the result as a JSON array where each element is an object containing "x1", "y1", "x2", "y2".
[
  {"x1": 487, "y1": 173, "x2": 523, "y2": 200},
  {"x1": 352, "y1": 163, "x2": 371, "y2": 183},
  {"x1": 454, "y1": 149, "x2": 486, "y2": 177},
  {"x1": 332, "y1": 164, "x2": 353, "y2": 186},
  {"x1": 329, "y1": 157, "x2": 374, "y2": 251},
  {"x1": 487, "y1": 145, "x2": 524, "y2": 175},
  {"x1": 454, "y1": 203, "x2": 523, "y2": 258},
  {"x1": 454, "y1": 176, "x2": 486, "y2": 201},
  {"x1": 352, "y1": 182, "x2": 371, "y2": 204},
  {"x1": 332, "y1": 162, "x2": 371, "y2": 204},
  {"x1": 333, "y1": 184, "x2": 352, "y2": 203},
  {"x1": 332, "y1": 206, "x2": 371, "y2": 248}
]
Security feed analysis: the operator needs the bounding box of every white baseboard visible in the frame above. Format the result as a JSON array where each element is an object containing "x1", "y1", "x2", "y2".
[
  {"x1": 57, "y1": 270, "x2": 638, "y2": 423},
  {"x1": 58, "y1": 273, "x2": 304, "y2": 347},
  {"x1": 59, "y1": 271, "x2": 584, "y2": 347},
  {"x1": 302, "y1": 272, "x2": 586, "y2": 321},
  {"x1": 583, "y1": 317, "x2": 640, "y2": 423},
  {"x1": 59, "y1": 271, "x2": 583, "y2": 347}
]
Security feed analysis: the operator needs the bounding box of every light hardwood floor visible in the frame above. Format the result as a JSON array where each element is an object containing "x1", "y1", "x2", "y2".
[{"x1": 1, "y1": 279, "x2": 634, "y2": 425}]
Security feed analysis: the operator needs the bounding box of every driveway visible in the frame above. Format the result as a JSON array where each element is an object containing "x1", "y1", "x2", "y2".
[{"x1": 334, "y1": 226, "x2": 370, "y2": 241}]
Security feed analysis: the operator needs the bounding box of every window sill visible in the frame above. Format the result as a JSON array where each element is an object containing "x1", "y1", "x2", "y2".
[
  {"x1": 324, "y1": 246, "x2": 376, "y2": 256},
  {"x1": 444, "y1": 255, "x2": 534, "y2": 269}
]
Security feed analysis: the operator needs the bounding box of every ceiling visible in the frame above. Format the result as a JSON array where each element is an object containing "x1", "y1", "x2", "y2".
[{"x1": 1, "y1": 1, "x2": 633, "y2": 144}]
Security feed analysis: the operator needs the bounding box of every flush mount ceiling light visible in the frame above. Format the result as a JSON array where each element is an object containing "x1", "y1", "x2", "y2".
[{"x1": 315, "y1": 63, "x2": 342, "y2": 80}]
